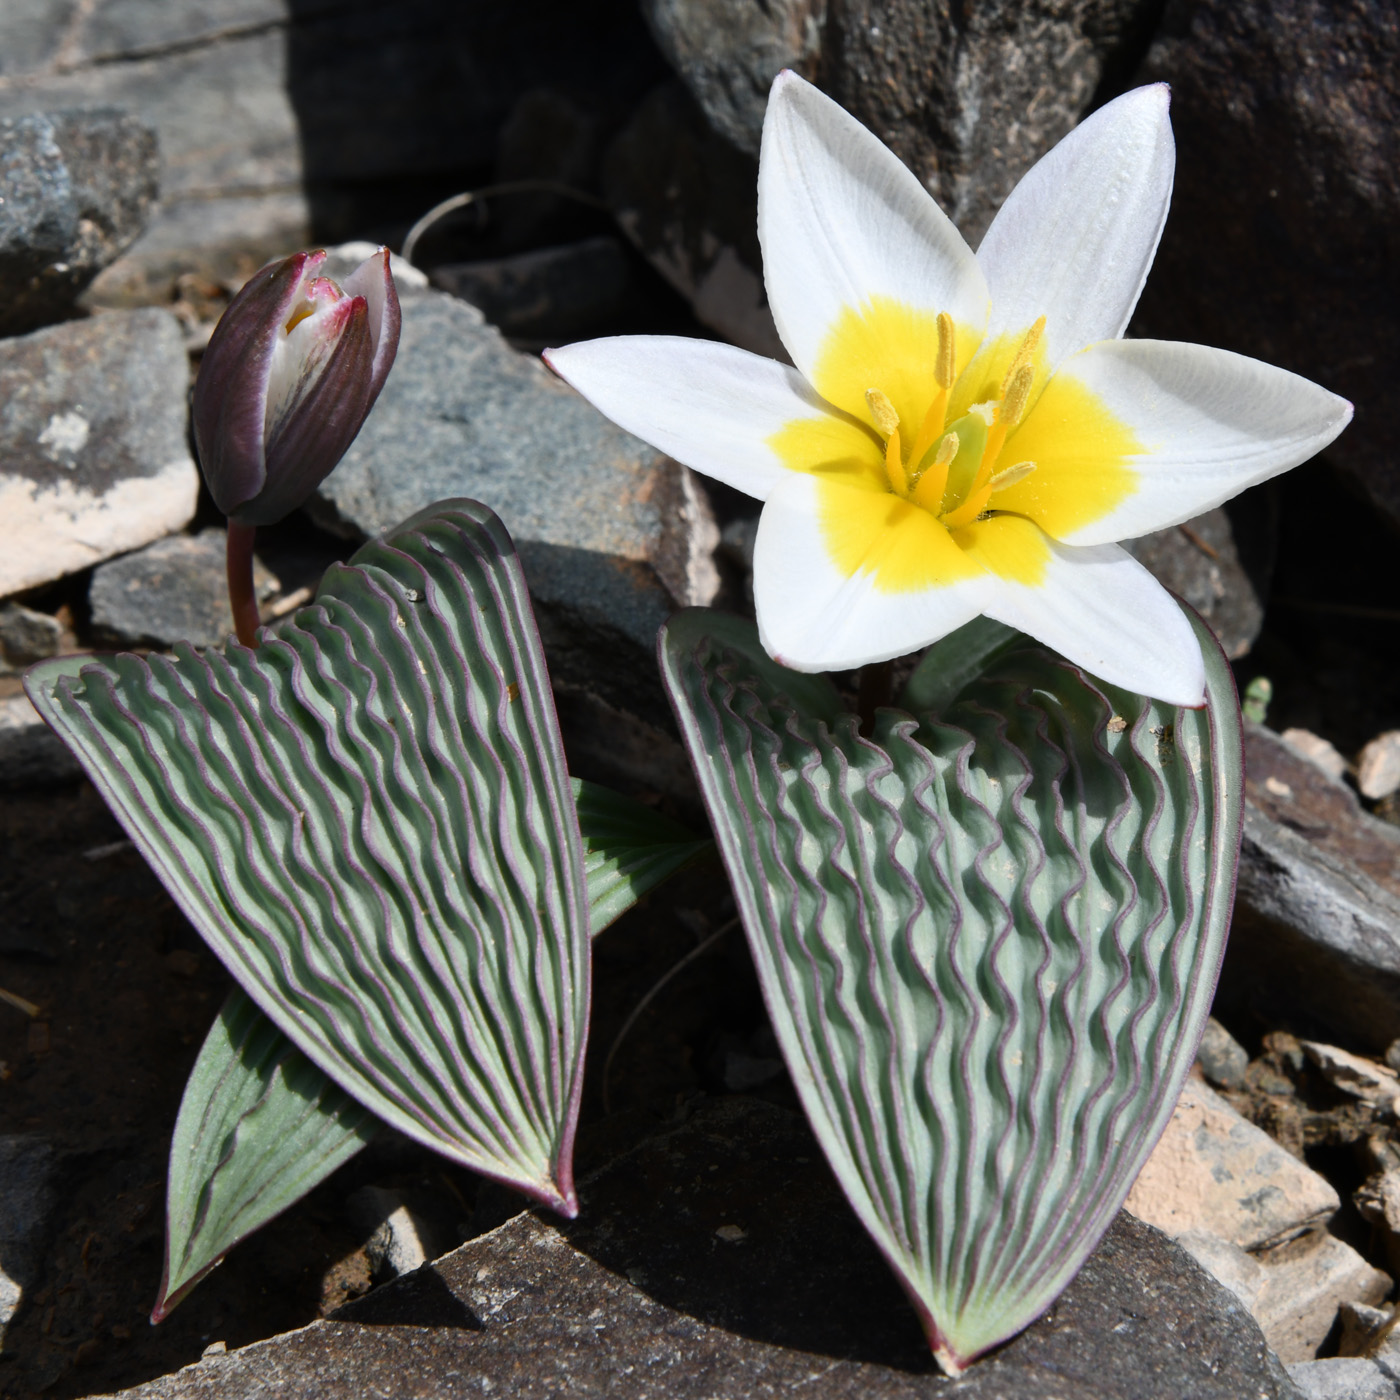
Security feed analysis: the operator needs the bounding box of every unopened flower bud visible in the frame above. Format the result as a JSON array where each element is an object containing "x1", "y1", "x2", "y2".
[{"x1": 192, "y1": 247, "x2": 401, "y2": 527}]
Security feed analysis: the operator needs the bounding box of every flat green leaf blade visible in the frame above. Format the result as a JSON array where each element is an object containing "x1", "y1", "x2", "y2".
[
  {"x1": 897, "y1": 616, "x2": 1022, "y2": 714},
  {"x1": 155, "y1": 987, "x2": 377, "y2": 1321},
  {"x1": 26, "y1": 500, "x2": 591, "y2": 1215},
  {"x1": 155, "y1": 780, "x2": 710, "y2": 1319},
  {"x1": 573, "y1": 777, "x2": 714, "y2": 933},
  {"x1": 659, "y1": 607, "x2": 1242, "y2": 1371}
]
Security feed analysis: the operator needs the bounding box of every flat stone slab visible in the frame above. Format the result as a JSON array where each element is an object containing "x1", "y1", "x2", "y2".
[
  {"x1": 1217, "y1": 725, "x2": 1400, "y2": 1052},
  {"x1": 87, "y1": 1098, "x2": 1299, "y2": 1399},
  {"x1": 0, "y1": 308, "x2": 198, "y2": 597}
]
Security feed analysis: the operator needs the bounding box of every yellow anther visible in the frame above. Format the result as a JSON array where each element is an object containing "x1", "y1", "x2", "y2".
[
  {"x1": 935, "y1": 311, "x2": 956, "y2": 389},
  {"x1": 866, "y1": 388, "x2": 901, "y2": 438},
  {"x1": 1007, "y1": 315, "x2": 1046, "y2": 381},
  {"x1": 989, "y1": 460, "x2": 1036, "y2": 491},
  {"x1": 1001, "y1": 363, "x2": 1034, "y2": 427}
]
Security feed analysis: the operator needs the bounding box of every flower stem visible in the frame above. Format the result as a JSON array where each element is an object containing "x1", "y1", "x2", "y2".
[
  {"x1": 226, "y1": 521, "x2": 260, "y2": 648},
  {"x1": 857, "y1": 660, "x2": 893, "y2": 734}
]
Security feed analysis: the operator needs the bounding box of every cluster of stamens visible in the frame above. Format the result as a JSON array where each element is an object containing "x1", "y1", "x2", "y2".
[{"x1": 865, "y1": 314, "x2": 1045, "y2": 528}]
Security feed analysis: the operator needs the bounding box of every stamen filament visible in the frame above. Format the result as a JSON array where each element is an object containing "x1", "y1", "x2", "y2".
[
  {"x1": 941, "y1": 481, "x2": 995, "y2": 530},
  {"x1": 906, "y1": 392, "x2": 948, "y2": 475},
  {"x1": 884, "y1": 426, "x2": 908, "y2": 495},
  {"x1": 911, "y1": 433, "x2": 957, "y2": 511}
]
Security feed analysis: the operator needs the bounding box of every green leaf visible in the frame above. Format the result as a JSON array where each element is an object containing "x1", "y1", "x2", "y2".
[
  {"x1": 573, "y1": 776, "x2": 714, "y2": 933},
  {"x1": 155, "y1": 781, "x2": 710, "y2": 1320},
  {"x1": 26, "y1": 500, "x2": 591, "y2": 1217},
  {"x1": 659, "y1": 607, "x2": 1243, "y2": 1372},
  {"x1": 896, "y1": 615, "x2": 1023, "y2": 714},
  {"x1": 155, "y1": 987, "x2": 378, "y2": 1321}
]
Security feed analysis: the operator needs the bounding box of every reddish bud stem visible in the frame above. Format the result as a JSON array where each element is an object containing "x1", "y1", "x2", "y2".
[{"x1": 226, "y1": 521, "x2": 260, "y2": 648}]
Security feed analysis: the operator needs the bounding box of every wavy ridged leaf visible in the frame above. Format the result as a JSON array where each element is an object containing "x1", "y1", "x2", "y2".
[
  {"x1": 26, "y1": 500, "x2": 591, "y2": 1216},
  {"x1": 659, "y1": 607, "x2": 1243, "y2": 1372},
  {"x1": 155, "y1": 781, "x2": 712, "y2": 1319}
]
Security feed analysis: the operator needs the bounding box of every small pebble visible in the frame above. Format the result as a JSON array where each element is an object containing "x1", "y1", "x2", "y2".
[
  {"x1": 1196, "y1": 1017, "x2": 1250, "y2": 1090},
  {"x1": 1359, "y1": 732, "x2": 1400, "y2": 802},
  {"x1": 1281, "y1": 728, "x2": 1349, "y2": 784},
  {"x1": 715, "y1": 1224, "x2": 747, "y2": 1243}
]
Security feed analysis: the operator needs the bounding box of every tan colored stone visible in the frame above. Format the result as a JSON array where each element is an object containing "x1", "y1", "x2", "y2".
[
  {"x1": 1281, "y1": 727, "x2": 1350, "y2": 784},
  {"x1": 1125, "y1": 1078, "x2": 1338, "y2": 1249},
  {"x1": 1254, "y1": 1230, "x2": 1392, "y2": 1364},
  {"x1": 1360, "y1": 732, "x2": 1400, "y2": 801}
]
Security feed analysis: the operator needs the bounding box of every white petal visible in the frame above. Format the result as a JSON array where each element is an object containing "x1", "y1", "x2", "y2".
[
  {"x1": 757, "y1": 71, "x2": 988, "y2": 389},
  {"x1": 341, "y1": 246, "x2": 401, "y2": 394},
  {"x1": 983, "y1": 540, "x2": 1205, "y2": 707},
  {"x1": 1052, "y1": 339, "x2": 1353, "y2": 545},
  {"x1": 978, "y1": 85, "x2": 1174, "y2": 371},
  {"x1": 544, "y1": 336, "x2": 832, "y2": 501},
  {"x1": 752, "y1": 473, "x2": 989, "y2": 672}
]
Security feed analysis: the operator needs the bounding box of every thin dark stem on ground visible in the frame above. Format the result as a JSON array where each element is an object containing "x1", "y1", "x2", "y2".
[
  {"x1": 226, "y1": 520, "x2": 260, "y2": 648},
  {"x1": 602, "y1": 915, "x2": 741, "y2": 1116},
  {"x1": 857, "y1": 661, "x2": 894, "y2": 734}
]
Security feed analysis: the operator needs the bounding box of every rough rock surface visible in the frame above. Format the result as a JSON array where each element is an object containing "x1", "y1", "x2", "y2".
[
  {"x1": 1289, "y1": 1358, "x2": 1400, "y2": 1400},
  {"x1": 84, "y1": 1098, "x2": 1300, "y2": 1400},
  {"x1": 640, "y1": 0, "x2": 824, "y2": 156},
  {"x1": 0, "y1": 1135, "x2": 57, "y2": 1346},
  {"x1": 0, "y1": 692, "x2": 84, "y2": 790},
  {"x1": 0, "y1": 0, "x2": 664, "y2": 267},
  {"x1": 1216, "y1": 726, "x2": 1400, "y2": 1052},
  {"x1": 1126, "y1": 1078, "x2": 1339, "y2": 1251},
  {"x1": 0, "y1": 308, "x2": 198, "y2": 597},
  {"x1": 0, "y1": 108, "x2": 158, "y2": 335},
  {"x1": 602, "y1": 81, "x2": 781, "y2": 358},
  {"x1": 1135, "y1": 0, "x2": 1400, "y2": 530},
  {"x1": 311, "y1": 283, "x2": 719, "y2": 729},
  {"x1": 89, "y1": 529, "x2": 279, "y2": 650},
  {"x1": 1123, "y1": 507, "x2": 1264, "y2": 659},
  {"x1": 430, "y1": 236, "x2": 635, "y2": 345}
]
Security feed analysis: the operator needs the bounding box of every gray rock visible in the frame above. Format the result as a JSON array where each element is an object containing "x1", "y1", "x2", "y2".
[
  {"x1": 1122, "y1": 508, "x2": 1264, "y2": 660},
  {"x1": 818, "y1": 0, "x2": 1162, "y2": 245},
  {"x1": 641, "y1": 0, "x2": 824, "y2": 156},
  {"x1": 0, "y1": 1136, "x2": 56, "y2": 1346},
  {"x1": 1135, "y1": 0, "x2": 1400, "y2": 532},
  {"x1": 1254, "y1": 1231, "x2": 1392, "y2": 1365},
  {"x1": 1215, "y1": 726, "x2": 1400, "y2": 1053},
  {"x1": 310, "y1": 285, "x2": 719, "y2": 729},
  {"x1": 1197, "y1": 1016, "x2": 1251, "y2": 1089},
  {"x1": 430, "y1": 237, "x2": 635, "y2": 346},
  {"x1": 0, "y1": 603, "x2": 63, "y2": 672},
  {"x1": 602, "y1": 82, "x2": 783, "y2": 359},
  {"x1": 88, "y1": 1098, "x2": 1300, "y2": 1399},
  {"x1": 0, "y1": 2, "x2": 663, "y2": 271},
  {"x1": 89, "y1": 529, "x2": 279, "y2": 650},
  {"x1": 1289, "y1": 1359, "x2": 1400, "y2": 1400},
  {"x1": 0, "y1": 693, "x2": 83, "y2": 789},
  {"x1": 0, "y1": 108, "x2": 158, "y2": 335},
  {"x1": 0, "y1": 308, "x2": 198, "y2": 597}
]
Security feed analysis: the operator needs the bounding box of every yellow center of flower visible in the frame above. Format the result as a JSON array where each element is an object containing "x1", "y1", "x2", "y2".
[{"x1": 767, "y1": 297, "x2": 1144, "y2": 595}]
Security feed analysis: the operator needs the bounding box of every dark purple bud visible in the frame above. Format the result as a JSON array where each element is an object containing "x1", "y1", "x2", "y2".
[{"x1": 192, "y1": 248, "x2": 401, "y2": 527}]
